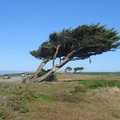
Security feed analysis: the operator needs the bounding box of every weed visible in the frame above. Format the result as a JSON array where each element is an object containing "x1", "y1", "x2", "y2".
[
  {"x1": 67, "y1": 85, "x2": 87, "y2": 94},
  {"x1": 36, "y1": 94, "x2": 54, "y2": 102}
]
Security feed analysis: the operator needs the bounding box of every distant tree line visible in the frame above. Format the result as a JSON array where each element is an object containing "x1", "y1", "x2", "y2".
[{"x1": 64, "y1": 66, "x2": 84, "y2": 73}]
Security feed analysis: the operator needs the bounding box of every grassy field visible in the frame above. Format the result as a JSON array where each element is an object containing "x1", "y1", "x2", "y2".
[
  {"x1": 0, "y1": 72, "x2": 120, "y2": 120},
  {"x1": 57, "y1": 72, "x2": 120, "y2": 81}
]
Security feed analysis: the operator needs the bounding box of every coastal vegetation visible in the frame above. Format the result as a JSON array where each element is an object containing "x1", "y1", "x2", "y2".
[{"x1": 0, "y1": 72, "x2": 120, "y2": 120}]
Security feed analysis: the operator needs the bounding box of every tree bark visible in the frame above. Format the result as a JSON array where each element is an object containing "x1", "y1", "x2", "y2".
[
  {"x1": 33, "y1": 50, "x2": 76, "y2": 82},
  {"x1": 34, "y1": 67, "x2": 55, "y2": 82},
  {"x1": 52, "y1": 46, "x2": 60, "y2": 67},
  {"x1": 33, "y1": 59, "x2": 49, "y2": 80}
]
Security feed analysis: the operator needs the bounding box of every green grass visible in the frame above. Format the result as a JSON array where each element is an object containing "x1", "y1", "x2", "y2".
[
  {"x1": 36, "y1": 94, "x2": 54, "y2": 102},
  {"x1": 79, "y1": 80, "x2": 120, "y2": 89},
  {"x1": 0, "y1": 73, "x2": 120, "y2": 120},
  {"x1": 75, "y1": 72, "x2": 120, "y2": 75}
]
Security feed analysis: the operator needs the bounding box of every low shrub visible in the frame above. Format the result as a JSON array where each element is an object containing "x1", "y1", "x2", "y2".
[
  {"x1": 0, "y1": 107, "x2": 13, "y2": 120},
  {"x1": 79, "y1": 80, "x2": 120, "y2": 89},
  {"x1": 67, "y1": 86, "x2": 86, "y2": 93},
  {"x1": 36, "y1": 94, "x2": 54, "y2": 102},
  {"x1": 38, "y1": 70, "x2": 57, "y2": 81},
  {"x1": 54, "y1": 92, "x2": 87, "y2": 103}
]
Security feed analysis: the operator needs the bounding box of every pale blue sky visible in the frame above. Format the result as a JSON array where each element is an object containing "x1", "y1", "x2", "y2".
[{"x1": 0, "y1": 0, "x2": 120, "y2": 72}]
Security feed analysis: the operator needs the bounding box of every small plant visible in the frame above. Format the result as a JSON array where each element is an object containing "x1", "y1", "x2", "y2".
[
  {"x1": 36, "y1": 94, "x2": 54, "y2": 102},
  {"x1": 9, "y1": 96, "x2": 29, "y2": 113},
  {"x1": 0, "y1": 108, "x2": 4, "y2": 118},
  {"x1": 0, "y1": 107, "x2": 13, "y2": 120},
  {"x1": 19, "y1": 106, "x2": 29, "y2": 113},
  {"x1": 67, "y1": 86, "x2": 86, "y2": 93}
]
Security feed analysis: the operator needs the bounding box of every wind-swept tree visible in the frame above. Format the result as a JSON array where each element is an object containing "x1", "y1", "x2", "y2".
[
  {"x1": 30, "y1": 24, "x2": 120, "y2": 82},
  {"x1": 65, "y1": 67, "x2": 72, "y2": 73},
  {"x1": 74, "y1": 67, "x2": 84, "y2": 73}
]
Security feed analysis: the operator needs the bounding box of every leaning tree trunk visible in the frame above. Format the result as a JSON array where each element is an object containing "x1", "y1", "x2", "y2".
[
  {"x1": 33, "y1": 51, "x2": 75, "y2": 82},
  {"x1": 33, "y1": 59, "x2": 49, "y2": 80},
  {"x1": 34, "y1": 67, "x2": 56, "y2": 82},
  {"x1": 32, "y1": 48, "x2": 77, "y2": 83}
]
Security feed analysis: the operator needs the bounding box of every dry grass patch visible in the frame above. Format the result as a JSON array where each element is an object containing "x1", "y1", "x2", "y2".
[
  {"x1": 57, "y1": 73, "x2": 120, "y2": 81},
  {"x1": 0, "y1": 82, "x2": 120, "y2": 120},
  {"x1": 22, "y1": 87, "x2": 120, "y2": 120}
]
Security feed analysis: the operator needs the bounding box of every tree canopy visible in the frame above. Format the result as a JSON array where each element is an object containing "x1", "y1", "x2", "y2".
[
  {"x1": 31, "y1": 24, "x2": 120, "y2": 61},
  {"x1": 65, "y1": 67, "x2": 72, "y2": 73},
  {"x1": 74, "y1": 67, "x2": 84, "y2": 73}
]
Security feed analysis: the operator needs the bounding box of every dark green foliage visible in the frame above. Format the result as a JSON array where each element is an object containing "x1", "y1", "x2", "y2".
[
  {"x1": 65, "y1": 67, "x2": 72, "y2": 72},
  {"x1": 36, "y1": 94, "x2": 54, "y2": 102},
  {"x1": 30, "y1": 24, "x2": 120, "y2": 82},
  {"x1": 74, "y1": 67, "x2": 84, "y2": 73},
  {"x1": 30, "y1": 24, "x2": 120, "y2": 60},
  {"x1": 79, "y1": 80, "x2": 120, "y2": 89},
  {"x1": 38, "y1": 69, "x2": 57, "y2": 81}
]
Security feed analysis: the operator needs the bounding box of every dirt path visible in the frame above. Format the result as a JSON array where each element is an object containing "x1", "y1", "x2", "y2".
[{"x1": 0, "y1": 76, "x2": 24, "y2": 83}]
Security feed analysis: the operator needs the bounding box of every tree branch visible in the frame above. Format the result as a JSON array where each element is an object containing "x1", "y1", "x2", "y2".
[
  {"x1": 33, "y1": 50, "x2": 76, "y2": 82},
  {"x1": 33, "y1": 59, "x2": 50, "y2": 80},
  {"x1": 33, "y1": 49, "x2": 83, "y2": 82},
  {"x1": 57, "y1": 50, "x2": 76, "y2": 68},
  {"x1": 52, "y1": 45, "x2": 60, "y2": 67}
]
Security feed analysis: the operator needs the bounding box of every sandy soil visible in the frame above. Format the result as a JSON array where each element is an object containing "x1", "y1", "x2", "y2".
[{"x1": 0, "y1": 76, "x2": 24, "y2": 83}]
